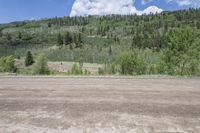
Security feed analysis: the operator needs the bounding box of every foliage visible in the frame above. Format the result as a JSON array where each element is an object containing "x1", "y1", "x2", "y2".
[
  {"x1": 118, "y1": 51, "x2": 145, "y2": 75},
  {"x1": 0, "y1": 56, "x2": 17, "y2": 73},
  {"x1": 57, "y1": 33, "x2": 63, "y2": 46},
  {"x1": 25, "y1": 51, "x2": 34, "y2": 66},
  {"x1": 98, "y1": 63, "x2": 118, "y2": 75},
  {"x1": 163, "y1": 27, "x2": 200, "y2": 75},
  {"x1": 32, "y1": 53, "x2": 49, "y2": 75},
  {"x1": 64, "y1": 32, "x2": 73, "y2": 45},
  {"x1": 68, "y1": 63, "x2": 83, "y2": 75},
  {"x1": 67, "y1": 62, "x2": 90, "y2": 75}
]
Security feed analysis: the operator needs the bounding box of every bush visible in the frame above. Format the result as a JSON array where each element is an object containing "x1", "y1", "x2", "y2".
[
  {"x1": 68, "y1": 63, "x2": 83, "y2": 75},
  {"x1": 98, "y1": 67, "x2": 105, "y2": 75},
  {"x1": 0, "y1": 56, "x2": 17, "y2": 73},
  {"x1": 99, "y1": 63, "x2": 118, "y2": 75},
  {"x1": 32, "y1": 53, "x2": 49, "y2": 75},
  {"x1": 67, "y1": 62, "x2": 91, "y2": 75},
  {"x1": 118, "y1": 51, "x2": 145, "y2": 75},
  {"x1": 164, "y1": 27, "x2": 200, "y2": 75}
]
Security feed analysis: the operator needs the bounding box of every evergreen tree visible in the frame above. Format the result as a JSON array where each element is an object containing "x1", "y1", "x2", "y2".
[
  {"x1": 0, "y1": 28, "x2": 3, "y2": 37},
  {"x1": 64, "y1": 32, "x2": 72, "y2": 45},
  {"x1": 57, "y1": 33, "x2": 63, "y2": 46},
  {"x1": 109, "y1": 46, "x2": 112, "y2": 55},
  {"x1": 78, "y1": 33, "x2": 82, "y2": 44},
  {"x1": 18, "y1": 32, "x2": 22, "y2": 39},
  {"x1": 75, "y1": 33, "x2": 83, "y2": 48},
  {"x1": 131, "y1": 37, "x2": 136, "y2": 50},
  {"x1": 48, "y1": 22, "x2": 52, "y2": 28},
  {"x1": 25, "y1": 51, "x2": 34, "y2": 66},
  {"x1": 196, "y1": 21, "x2": 200, "y2": 29},
  {"x1": 69, "y1": 44, "x2": 73, "y2": 49},
  {"x1": 6, "y1": 34, "x2": 12, "y2": 41},
  {"x1": 73, "y1": 34, "x2": 77, "y2": 43}
]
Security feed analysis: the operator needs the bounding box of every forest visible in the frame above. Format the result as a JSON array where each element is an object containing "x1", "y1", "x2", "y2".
[{"x1": 0, "y1": 8, "x2": 200, "y2": 76}]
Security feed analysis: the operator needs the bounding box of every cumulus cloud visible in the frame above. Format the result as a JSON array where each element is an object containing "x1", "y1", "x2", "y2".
[
  {"x1": 70, "y1": 0, "x2": 163, "y2": 16},
  {"x1": 142, "y1": 6, "x2": 163, "y2": 14}
]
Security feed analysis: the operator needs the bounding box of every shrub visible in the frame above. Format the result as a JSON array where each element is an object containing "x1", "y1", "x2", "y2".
[
  {"x1": 0, "y1": 56, "x2": 17, "y2": 73},
  {"x1": 68, "y1": 63, "x2": 83, "y2": 75},
  {"x1": 84, "y1": 69, "x2": 91, "y2": 75},
  {"x1": 98, "y1": 67, "x2": 105, "y2": 75},
  {"x1": 32, "y1": 53, "x2": 49, "y2": 75},
  {"x1": 118, "y1": 51, "x2": 145, "y2": 75},
  {"x1": 164, "y1": 27, "x2": 200, "y2": 75}
]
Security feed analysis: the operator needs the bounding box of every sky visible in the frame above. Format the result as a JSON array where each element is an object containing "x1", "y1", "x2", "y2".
[{"x1": 0, "y1": 0, "x2": 200, "y2": 24}]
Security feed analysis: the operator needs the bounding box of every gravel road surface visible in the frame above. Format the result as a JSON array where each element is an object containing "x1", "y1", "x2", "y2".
[{"x1": 0, "y1": 77, "x2": 200, "y2": 133}]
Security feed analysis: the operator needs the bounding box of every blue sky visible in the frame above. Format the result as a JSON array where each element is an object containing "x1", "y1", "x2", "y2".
[
  {"x1": 0, "y1": 0, "x2": 198, "y2": 24},
  {"x1": 0, "y1": 0, "x2": 74, "y2": 23}
]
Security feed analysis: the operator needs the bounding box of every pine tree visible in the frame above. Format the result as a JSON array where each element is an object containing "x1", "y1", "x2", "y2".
[
  {"x1": 78, "y1": 33, "x2": 82, "y2": 44},
  {"x1": 57, "y1": 33, "x2": 63, "y2": 46},
  {"x1": 0, "y1": 28, "x2": 3, "y2": 37},
  {"x1": 18, "y1": 32, "x2": 22, "y2": 39},
  {"x1": 6, "y1": 34, "x2": 12, "y2": 41},
  {"x1": 109, "y1": 46, "x2": 112, "y2": 56},
  {"x1": 196, "y1": 21, "x2": 200, "y2": 29},
  {"x1": 75, "y1": 33, "x2": 83, "y2": 48},
  {"x1": 48, "y1": 22, "x2": 52, "y2": 28},
  {"x1": 25, "y1": 51, "x2": 34, "y2": 67},
  {"x1": 64, "y1": 32, "x2": 72, "y2": 45}
]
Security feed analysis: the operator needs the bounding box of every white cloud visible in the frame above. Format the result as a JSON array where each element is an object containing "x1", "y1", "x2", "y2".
[
  {"x1": 167, "y1": 0, "x2": 200, "y2": 7},
  {"x1": 141, "y1": 0, "x2": 154, "y2": 5},
  {"x1": 167, "y1": 0, "x2": 190, "y2": 6},
  {"x1": 70, "y1": 0, "x2": 163, "y2": 16},
  {"x1": 143, "y1": 6, "x2": 163, "y2": 14}
]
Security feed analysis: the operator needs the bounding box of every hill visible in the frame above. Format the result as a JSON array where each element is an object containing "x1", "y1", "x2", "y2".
[{"x1": 0, "y1": 8, "x2": 200, "y2": 75}]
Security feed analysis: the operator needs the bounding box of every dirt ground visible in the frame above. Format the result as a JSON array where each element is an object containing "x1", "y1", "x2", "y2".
[
  {"x1": 48, "y1": 62, "x2": 102, "y2": 74},
  {"x1": 16, "y1": 60, "x2": 103, "y2": 74},
  {"x1": 0, "y1": 77, "x2": 200, "y2": 133}
]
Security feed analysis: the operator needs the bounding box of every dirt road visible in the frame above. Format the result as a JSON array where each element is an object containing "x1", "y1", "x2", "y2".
[{"x1": 0, "y1": 77, "x2": 200, "y2": 133}]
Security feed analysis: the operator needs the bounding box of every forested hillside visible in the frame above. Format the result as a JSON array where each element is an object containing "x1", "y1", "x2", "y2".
[{"x1": 0, "y1": 8, "x2": 200, "y2": 75}]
